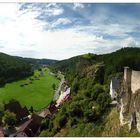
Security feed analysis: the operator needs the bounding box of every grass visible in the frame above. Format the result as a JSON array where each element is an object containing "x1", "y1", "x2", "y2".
[
  {"x1": 95, "y1": 107, "x2": 140, "y2": 137},
  {"x1": 0, "y1": 68, "x2": 60, "y2": 111}
]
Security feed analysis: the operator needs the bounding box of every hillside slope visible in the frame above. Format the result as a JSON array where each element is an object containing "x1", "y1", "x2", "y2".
[
  {"x1": 0, "y1": 52, "x2": 33, "y2": 86},
  {"x1": 40, "y1": 47, "x2": 140, "y2": 137},
  {"x1": 22, "y1": 57, "x2": 58, "y2": 67},
  {"x1": 52, "y1": 47, "x2": 140, "y2": 84}
]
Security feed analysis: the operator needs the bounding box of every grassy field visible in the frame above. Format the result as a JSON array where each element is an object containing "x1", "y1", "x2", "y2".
[{"x1": 0, "y1": 68, "x2": 60, "y2": 111}]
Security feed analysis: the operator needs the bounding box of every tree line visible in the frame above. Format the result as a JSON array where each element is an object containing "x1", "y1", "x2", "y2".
[{"x1": 0, "y1": 53, "x2": 33, "y2": 86}]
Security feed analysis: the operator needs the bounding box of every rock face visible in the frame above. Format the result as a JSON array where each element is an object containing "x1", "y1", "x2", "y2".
[{"x1": 119, "y1": 67, "x2": 140, "y2": 132}]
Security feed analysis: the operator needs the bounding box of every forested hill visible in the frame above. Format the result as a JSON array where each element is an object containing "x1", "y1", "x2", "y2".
[
  {"x1": 20, "y1": 57, "x2": 58, "y2": 67},
  {"x1": 0, "y1": 52, "x2": 33, "y2": 86},
  {"x1": 41, "y1": 47, "x2": 140, "y2": 137},
  {"x1": 97, "y1": 47, "x2": 140, "y2": 78},
  {"x1": 52, "y1": 47, "x2": 140, "y2": 84}
]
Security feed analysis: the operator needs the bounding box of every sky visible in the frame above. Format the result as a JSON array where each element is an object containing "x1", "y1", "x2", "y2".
[{"x1": 0, "y1": 3, "x2": 140, "y2": 60}]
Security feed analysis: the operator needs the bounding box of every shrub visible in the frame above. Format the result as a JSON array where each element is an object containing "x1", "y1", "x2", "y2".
[
  {"x1": 70, "y1": 118, "x2": 78, "y2": 127},
  {"x1": 2, "y1": 110, "x2": 16, "y2": 127},
  {"x1": 59, "y1": 115, "x2": 67, "y2": 128},
  {"x1": 96, "y1": 92, "x2": 111, "y2": 111},
  {"x1": 91, "y1": 84, "x2": 104, "y2": 100},
  {"x1": 52, "y1": 83, "x2": 56, "y2": 90},
  {"x1": 70, "y1": 105, "x2": 83, "y2": 117},
  {"x1": 39, "y1": 130, "x2": 54, "y2": 137},
  {"x1": 40, "y1": 118, "x2": 50, "y2": 131},
  {"x1": 72, "y1": 78, "x2": 79, "y2": 93}
]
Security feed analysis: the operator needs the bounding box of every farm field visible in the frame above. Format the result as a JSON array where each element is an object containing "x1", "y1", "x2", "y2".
[{"x1": 0, "y1": 68, "x2": 60, "y2": 111}]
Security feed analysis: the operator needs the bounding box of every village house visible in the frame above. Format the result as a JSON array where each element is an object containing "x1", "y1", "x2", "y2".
[
  {"x1": 38, "y1": 108, "x2": 52, "y2": 118},
  {"x1": 48, "y1": 103, "x2": 58, "y2": 114},
  {"x1": 56, "y1": 87, "x2": 71, "y2": 107},
  {"x1": 12, "y1": 114, "x2": 43, "y2": 137}
]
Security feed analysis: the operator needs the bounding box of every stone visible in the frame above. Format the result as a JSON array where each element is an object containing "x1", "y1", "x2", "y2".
[{"x1": 118, "y1": 67, "x2": 140, "y2": 133}]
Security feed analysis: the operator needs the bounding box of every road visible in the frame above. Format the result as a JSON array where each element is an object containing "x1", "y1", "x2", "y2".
[{"x1": 53, "y1": 78, "x2": 65, "y2": 101}]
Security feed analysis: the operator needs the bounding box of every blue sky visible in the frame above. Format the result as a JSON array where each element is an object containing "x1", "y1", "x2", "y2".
[{"x1": 0, "y1": 3, "x2": 140, "y2": 60}]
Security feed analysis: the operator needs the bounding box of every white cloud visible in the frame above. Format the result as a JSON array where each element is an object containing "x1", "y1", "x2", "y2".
[
  {"x1": 45, "y1": 8, "x2": 63, "y2": 16},
  {"x1": 0, "y1": 3, "x2": 139, "y2": 60},
  {"x1": 73, "y1": 3, "x2": 84, "y2": 10},
  {"x1": 122, "y1": 37, "x2": 137, "y2": 48},
  {"x1": 20, "y1": 3, "x2": 64, "y2": 17},
  {"x1": 52, "y1": 18, "x2": 72, "y2": 27}
]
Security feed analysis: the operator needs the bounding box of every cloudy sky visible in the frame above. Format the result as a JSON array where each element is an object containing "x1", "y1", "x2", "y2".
[{"x1": 0, "y1": 3, "x2": 140, "y2": 60}]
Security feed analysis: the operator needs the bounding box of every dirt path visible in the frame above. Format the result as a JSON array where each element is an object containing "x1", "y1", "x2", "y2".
[{"x1": 54, "y1": 128, "x2": 67, "y2": 137}]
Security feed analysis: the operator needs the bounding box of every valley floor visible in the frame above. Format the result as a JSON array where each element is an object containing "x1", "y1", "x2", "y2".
[{"x1": 0, "y1": 68, "x2": 60, "y2": 111}]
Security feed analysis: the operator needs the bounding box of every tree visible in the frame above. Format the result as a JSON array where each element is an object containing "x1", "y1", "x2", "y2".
[
  {"x1": 59, "y1": 115, "x2": 67, "y2": 128},
  {"x1": 96, "y1": 92, "x2": 111, "y2": 111},
  {"x1": 0, "y1": 103, "x2": 4, "y2": 125},
  {"x1": 2, "y1": 111, "x2": 16, "y2": 127},
  {"x1": 72, "y1": 78, "x2": 79, "y2": 93},
  {"x1": 90, "y1": 84, "x2": 104, "y2": 100},
  {"x1": 52, "y1": 83, "x2": 56, "y2": 90},
  {"x1": 29, "y1": 106, "x2": 34, "y2": 113}
]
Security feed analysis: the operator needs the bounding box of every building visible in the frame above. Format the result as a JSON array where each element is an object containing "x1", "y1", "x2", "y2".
[
  {"x1": 110, "y1": 77, "x2": 121, "y2": 100},
  {"x1": 38, "y1": 108, "x2": 52, "y2": 118},
  {"x1": 13, "y1": 114, "x2": 43, "y2": 137},
  {"x1": 48, "y1": 103, "x2": 58, "y2": 114},
  {"x1": 56, "y1": 87, "x2": 71, "y2": 107}
]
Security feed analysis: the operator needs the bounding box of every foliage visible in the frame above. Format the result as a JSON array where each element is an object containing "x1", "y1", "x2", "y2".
[
  {"x1": 40, "y1": 118, "x2": 50, "y2": 131},
  {"x1": 0, "y1": 53, "x2": 33, "y2": 87},
  {"x1": 29, "y1": 106, "x2": 34, "y2": 113},
  {"x1": 0, "y1": 103, "x2": 4, "y2": 125},
  {"x1": 39, "y1": 129, "x2": 54, "y2": 137},
  {"x1": 51, "y1": 47, "x2": 140, "y2": 85},
  {"x1": 52, "y1": 83, "x2": 56, "y2": 90},
  {"x1": 2, "y1": 110, "x2": 16, "y2": 127}
]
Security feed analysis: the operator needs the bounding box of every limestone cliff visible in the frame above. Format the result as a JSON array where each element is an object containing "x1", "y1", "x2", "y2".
[{"x1": 118, "y1": 67, "x2": 140, "y2": 132}]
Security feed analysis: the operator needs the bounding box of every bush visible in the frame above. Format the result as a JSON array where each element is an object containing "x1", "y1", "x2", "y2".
[
  {"x1": 90, "y1": 84, "x2": 104, "y2": 100},
  {"x1": 72, "y1": 78, "x2": 79, "y2": 93},
  {"x1": 59, "y1": 115, "x2": 67, "y2": 128},
  {"x1": 0, "y1": 103, "x2": 4, "y2": 125},
  {"x1": 40, "y1": 118, "x2": 50, "y2": 131},
  {"x1": 69, "y1": 118, "x2": 78, "y2": 127},
  {"x1": 39, "y1": 130, "x2": 54, "y2": 137},
  {"x1": 70, "y1": 105, "x2": 83, "y2": 117},
  {"x1": 65, "y1": 98, "x2": 84, "y2": 118},
  {"x1": 52, "y1": 83, "x2": 56, "y2": 90},
  {"x1": 96, "y1": 92, "x2": 111, "y2": 111},
  {"x1": 2, "y1": 110, "x2": 16, "y2": 127}
]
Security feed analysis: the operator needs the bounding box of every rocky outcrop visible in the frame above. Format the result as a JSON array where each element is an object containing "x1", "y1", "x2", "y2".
[{"x1": 118, "y1": 67, "x2": 140, "y2": 132}]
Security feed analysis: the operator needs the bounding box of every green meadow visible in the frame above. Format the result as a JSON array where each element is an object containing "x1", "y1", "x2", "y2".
[{"x1": 0, "y1": 68, "x2": 59, "y2": 111}]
